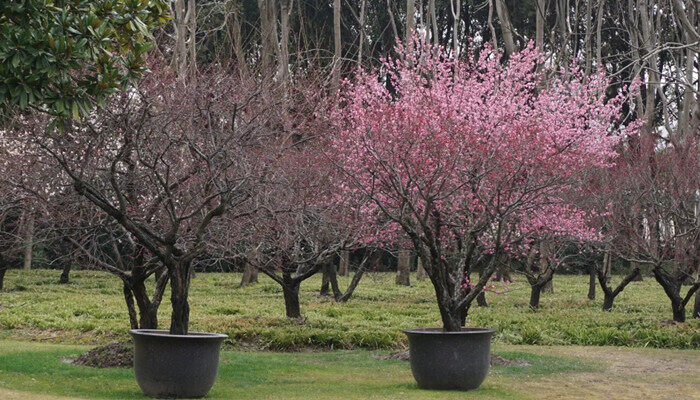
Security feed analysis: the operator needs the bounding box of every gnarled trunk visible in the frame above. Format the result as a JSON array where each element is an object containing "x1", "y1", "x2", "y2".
[
  {"x1": 282, "y1": 272, "x2": 301, "y2": 319},
  {"x1": 169, "y1": 261, "x2": 191, "y2": 335}
]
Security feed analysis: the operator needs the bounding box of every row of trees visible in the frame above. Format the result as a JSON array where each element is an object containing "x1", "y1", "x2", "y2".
[{"x1": 0, "y1": 0, "x2": 698, "y2": 335}]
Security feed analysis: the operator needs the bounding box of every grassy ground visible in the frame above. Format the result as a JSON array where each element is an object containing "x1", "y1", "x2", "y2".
[
  {"x1": 0, "y1": 340, "x2": 697, "y2": 400},
  {"x1": 0, "y1": 269, "x2": 698, "y2": 349}
]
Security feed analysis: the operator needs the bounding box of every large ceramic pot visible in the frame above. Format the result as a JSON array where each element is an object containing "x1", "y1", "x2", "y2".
[
  {"x1": 130, "y1": 329, "x2": 228, "y2": 398},
  {"x1": 404, "y1": 327, "x2": 495, "y2": 390}
]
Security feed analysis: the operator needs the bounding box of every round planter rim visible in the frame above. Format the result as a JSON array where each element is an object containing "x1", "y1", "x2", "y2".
[
  {"x1": 403, "y1": 327, "x2": 495, "y2": 335},
  {"x1": 130, "y1": 328, "x2": 228, "y2": 340}
]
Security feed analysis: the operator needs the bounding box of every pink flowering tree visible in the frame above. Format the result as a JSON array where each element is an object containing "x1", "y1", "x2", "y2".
[{"x1": 327, "y1": 40, "x2": 635, "y2": 331}]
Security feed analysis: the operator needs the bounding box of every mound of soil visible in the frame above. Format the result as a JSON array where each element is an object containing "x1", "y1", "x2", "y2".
[
  {"x1": 71, "y1": 341, "x2": 133, "y2": 368},
  {"x1": 374, "y1": 351, "x2": 531, "y2": 367}
]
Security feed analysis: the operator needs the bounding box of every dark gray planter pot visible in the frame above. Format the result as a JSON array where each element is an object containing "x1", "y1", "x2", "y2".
[
  {"x1": 404, "y1": 327, "x2": 495, "y2": 390},
  {"x1": 130, "y1": 329, "x2": 228, "y2": 398}
]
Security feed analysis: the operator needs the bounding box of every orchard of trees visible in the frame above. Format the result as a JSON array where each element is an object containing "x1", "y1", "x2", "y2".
[{"x1": 0, "y1": 0, "x2": 698, "y2": 360}]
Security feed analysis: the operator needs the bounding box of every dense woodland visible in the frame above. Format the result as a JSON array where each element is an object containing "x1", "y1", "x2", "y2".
[{"x1": 0, "y1": 0, "x2": 698, "y2": 335}]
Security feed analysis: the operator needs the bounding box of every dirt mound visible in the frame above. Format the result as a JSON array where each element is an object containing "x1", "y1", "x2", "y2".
[
  {"x1": 374, "y1": 351, "x2": 531, "y2": 366},
  {"x1": 70, "y1": 341, "x2": 133, "y2": 368}
]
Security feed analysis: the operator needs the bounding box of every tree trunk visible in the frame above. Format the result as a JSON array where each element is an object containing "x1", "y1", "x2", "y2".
[
  {"x1": 476, "y1": 291, "x2": 488, "y2": 307},
  {"x1": 239, "y1": 263, "x2": 258, "y2": 287},
  {"x1": 395, "y1": 250, "x2": 410, "y2": 286},
  {"x1": 587, "y1": 266, "x2": 596, "y2": 300},
  {"x1": 602, "y1": 291, "x2": 615, "y2": 311},
  {"x1": 631, "y1": 261, "x2": 643, "y2": 281},
  {"x1": 168, "y1": 262, "x2": 191, "y2": 335},
  {"x1": 320, "y1": 263, "x2": 331, "y2": 296},
  {"x1": 405, "y1": 0, "x2": 415, "y2": 43},
  {"x1": 416, "y1": 258, "x2": 426, "y2": 280},
  {"x1": 693, "y1": 290, "x2": 700, "y2": 319},
  {"x1": 282, "y1": 272, "x2": 301, "y2": 319},
  {"x1": 336, "y1": 267, "x2": 366, "y2": 303},
  {"x1": 437, "y1": 300, "x2": 462, "y2": 331},
  {"x1": 672, "y1": 299, "x2": 686, "y2": 323},
  {"x1": 331, "y1": 0, "x2": 341, "y2": 92},
  {"x1": 22, "y1": 212, "x2": 34, "y2": 270},
  {"x1": 123, "y1": 283, "x2": 139, "y2": 330},
  {"x1": 132, "y1": 278, "x2": 158, "y2": 329},
  {"x1": 494, "y1": 0, "x2": 516, "y2": 56},
  {"x1": 338, "y1": 250, "x2": 349, "y2": 276},
  {"x1": 0, "y1": 266, "x2": 6, "y2": 291},
  {"x1": 542, "y1": 279, "x2": 554, "y2": 294},
  {"x1": 529, "y1": 284, "x2": 542, "y2": 309},
  {"x1": 59, "y1": 262, "x2": 71, "y2": 284}
]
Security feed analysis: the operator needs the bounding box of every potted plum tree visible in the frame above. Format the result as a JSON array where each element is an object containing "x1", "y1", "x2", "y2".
[
  {"x1": 327, "y1": 39, "x2": 636, "y2": 390},
  {"x1": 27, "y1": 65, "x2": 280, "y2": 398}
]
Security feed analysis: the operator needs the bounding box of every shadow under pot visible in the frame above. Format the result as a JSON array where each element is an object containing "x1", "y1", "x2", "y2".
[
  {"x1": 130, "y1": 329, "x2": 228, "y2": 399},
  {"x1": 404, "y1": 327, "x2": 496, "y2": 391}
]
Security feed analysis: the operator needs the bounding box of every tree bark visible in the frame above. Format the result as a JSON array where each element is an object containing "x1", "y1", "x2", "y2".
[
  {"x1": 535, "y1": 0, "x2": 545, "y2": 49},
  {"x1": 0, "y1": 266, "x2": 6, "y2": 291},
  {"x1": 597, "y1": 266, "x2": 640, "y2": 311},
  {"x1": 331, "y1": 0, "x2": 342, "y2": 92},
  {"x1": 123, "y1": 284, "x2": 139, "y2": 330},
  {"x1": 587, "y1": 266, "x2": 596, "y2": 300},
  {"x1": 476, "y1": 291, "x2": 488, "y2": 307},
  {"x1": 282, "y1": 272, "x2": 301, "y2": 319},
  {"x1": 631, "y1": 261, "x2": 643, "y2": 281},
  {"x1": 416, "y1": 257, "x2": 426, "y2": 280},
  {"x1": 693, "y1": 289, "x2": 700, "y2": 319},
  {"x1": 132, "y1": 277, "x2": 158, "y2": 329},
  {"x1": 338, "y1": 250, "x2": 349, "y2": 276},
  {"x1": 529, "y1": 284, "x2": 543, "y2": 309},
  {"x1": 239, "y1": 263, "x2": 259, "y2": 287},
  {"x1": 320, "y1": 262, "x2": 331, "y2": 296},
  {"x1": 542, "y1": 279, "x2": 554, "y2": 294},
  {"x1": 494, "y1": 0, "x2": 516, "y2": 56},
  {"x1": 405, "y1": 0, "x2": 415, "y2": 43},
  {"x1": 395, "y1": 249, "x2": 410, "y2": 286},
  {"x1": 168, "y1": 262, "x2": 191, "y2": 334},
  {"x1": 22, "y1": 212, "x2": 34, "y2": 270},
  {"x1": 602, "y1": 292, "x2": 615, "y2": 311},
  {"x1": 59, "y1": 262, "x2": 71, "y2": 284}
]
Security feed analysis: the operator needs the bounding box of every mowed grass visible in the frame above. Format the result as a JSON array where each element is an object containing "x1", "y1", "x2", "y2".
[
  {"x1": 0, "y1": 340, "x2": 698, "y2": 400},
  {"x1": 0, "y1": 340, "x2": 597, "y2": 400},
  {"x1": 0, "y1": 269, "x2": 698, "y2": 349}
]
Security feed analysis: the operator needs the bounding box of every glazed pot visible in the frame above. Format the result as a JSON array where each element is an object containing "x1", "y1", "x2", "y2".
[
  {"x1": 130, "y1": 329, "x2": 228, "y2": 398},
  {"x1": 404, "y1": 327, "x2": 495, "y2": 390}
]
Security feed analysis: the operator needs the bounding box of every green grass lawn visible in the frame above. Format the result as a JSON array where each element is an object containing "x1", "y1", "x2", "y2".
[
  {"x1": 0, "y1": 340, "x2": 698, "y2": 400},
  {"x1": 0, "y1": 269, "x2": 698, "y2": 349}
]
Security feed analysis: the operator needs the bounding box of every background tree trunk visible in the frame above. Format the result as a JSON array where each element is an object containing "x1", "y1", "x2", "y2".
[
  {"x1": 239, "y1": 264, "x2": 259, "y2": 287},
  {"x1": 338, "y1": 250, "x2": 349, "y2": 276},
  {"x1": 59, "y1": 263, "x2": 71, "y2": 284},
  {"x1": 416, "y1": 257, "x2": 426, "y2": 280},
  {"x1": 331, "y1": 0, "x2": 341, "y2": 92},
  {"x1": 0, "y1": 265, "x2": 6, "y2": 291},
  {"x1": 588, "y1": 266, "x2": 596, "y2": 300},
  {"x1": 476, "y1": 291, "x2": 488, "y2": 307},
  {"x1": 22, "y1": 212, "x2": 34, "y2": 270},
  {"x1": 320, "y1": 262, "x2": 331, "y2": 296},
  {"x1": 395, "y1": 249, "x2": 410, "y2": 286}
]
